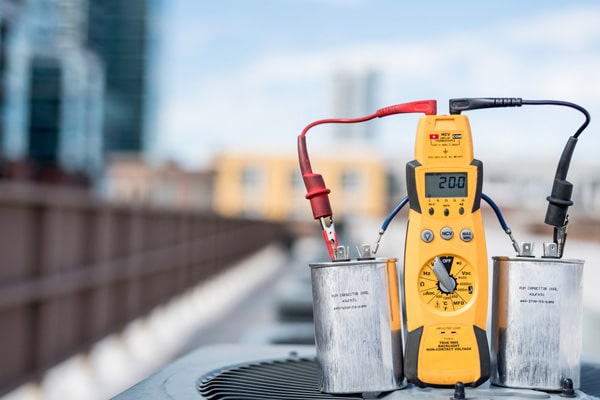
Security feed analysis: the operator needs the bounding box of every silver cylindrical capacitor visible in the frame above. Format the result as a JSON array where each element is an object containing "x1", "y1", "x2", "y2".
[
  {"x1": 309, "y1": 257, "x2": 404, "y2": 395},
  {"x1": 490, "y1": 256, "x2": 584, "y2": 390}
]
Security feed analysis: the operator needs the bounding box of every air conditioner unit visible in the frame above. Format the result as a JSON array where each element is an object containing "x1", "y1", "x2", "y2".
[{"x1": 115, "y1": 344, "x2": 600, "y2": 400}]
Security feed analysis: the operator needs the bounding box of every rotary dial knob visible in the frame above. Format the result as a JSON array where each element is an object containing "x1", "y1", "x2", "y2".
[{"x1": 418, "y1": 255, "x2": 475, "y2": 312}]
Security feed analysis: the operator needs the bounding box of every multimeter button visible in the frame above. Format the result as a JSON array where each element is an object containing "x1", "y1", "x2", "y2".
[
  {"x1": 459, "y1": 207, "x2": 465, "y2": 215},
  {"x1": 460, "y1": 229, "x2": 473, "y2": 242},
  {"x1": 440, "y1": 227, "x2": 454, "y2": 240},
  {"x1": 444, "y1": 208, "x2": 450, "y2": 217},
  {"x1": 429, "y1": 207, "x2": 434, "y2": 215},
  {"x1": 421, "y1": 229, "x2": 434, "y2": 243}
]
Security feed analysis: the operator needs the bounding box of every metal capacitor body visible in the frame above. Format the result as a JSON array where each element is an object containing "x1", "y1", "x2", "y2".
[
  {"x1": 309, "y1": 257, "x2": 404, "y2": 395},
  {"x1": 490, "y1": 256, "x2": 584, "y2": 390}
]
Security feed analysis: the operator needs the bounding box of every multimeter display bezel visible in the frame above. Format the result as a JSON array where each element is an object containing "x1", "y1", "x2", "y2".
[{"x1": 425, "y1": 172, "x2": 468, "y2": 198}]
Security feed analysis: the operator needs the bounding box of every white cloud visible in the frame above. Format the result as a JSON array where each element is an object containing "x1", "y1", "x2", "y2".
[{"x1": 504, "y1": 6, "x2": 600, "y2": 50}]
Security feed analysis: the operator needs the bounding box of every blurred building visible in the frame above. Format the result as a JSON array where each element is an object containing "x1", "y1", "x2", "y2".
[
  {"x1": 104, "y1": 154, "x2": 214, "y2": 210},
  {"x1": 0, "y1": 1, "x2": 21, "y2": 157},
  {"x1": 483, "y1": 161, "x2": 600, "y2": 216},
  {"x1": 87, "y1": 0, "x2": 152, "y2": 155},
  {"x1": 212, "y1": 152, "x2": 388, "y2": 222},
  {"x1": 0, "y1": 0, "x2": 155, "y2": 187},
  {"x1": 194, "y1": 68, "x2": 389, "y2": 224},
  {"x1": 332, "y1": 68, "x2": 379, "y2": 142},
  {"x1": 0, "y1": 0, "x2": 104, "y2": 184}
]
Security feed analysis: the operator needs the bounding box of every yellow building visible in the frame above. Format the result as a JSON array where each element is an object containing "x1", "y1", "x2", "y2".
[{"x1": 212, "y1": 151, "x2": 388, "y2": 222}]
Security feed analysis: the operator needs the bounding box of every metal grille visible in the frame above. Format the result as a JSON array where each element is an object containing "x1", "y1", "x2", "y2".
[
  {"x1": 581, "y1": 361, "x2": 600, "y2": 396},
  {"x1": 197, "y1": 357, "x2": 363, "y2": 400},
  {"x1": 198, "y1": 358, "x2": 600, "y2": 399}
]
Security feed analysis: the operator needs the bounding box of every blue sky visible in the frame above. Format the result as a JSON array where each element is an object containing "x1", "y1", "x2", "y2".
[{"x1": 152, "y1": 0, "x2": 600, "y2": 170}]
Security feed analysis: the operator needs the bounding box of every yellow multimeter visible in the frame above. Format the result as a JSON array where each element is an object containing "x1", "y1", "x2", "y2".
[{"x1": 403, "y1": 114, "x2": 490, "y2": 387}]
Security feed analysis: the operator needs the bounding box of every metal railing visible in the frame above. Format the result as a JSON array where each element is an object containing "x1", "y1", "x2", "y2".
[{"x1": 0, "y1": 182, "x2": 284, "y2": 395}]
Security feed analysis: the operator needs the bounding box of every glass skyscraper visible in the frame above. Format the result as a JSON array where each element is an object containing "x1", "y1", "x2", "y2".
[{"x1": 87, "y1": 0, "x2": 150, "y2": 154}]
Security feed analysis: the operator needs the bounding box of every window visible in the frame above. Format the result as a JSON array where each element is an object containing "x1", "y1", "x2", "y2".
[
  {"x1": 341, "y1": 169, "x2": 361, "y2": 191},
  {"x1": 290, "y1": 170, "x2": 303, "y2": 189},
  {"x1": 241, "y1": 165, "x2": 264, "y2": 189}
]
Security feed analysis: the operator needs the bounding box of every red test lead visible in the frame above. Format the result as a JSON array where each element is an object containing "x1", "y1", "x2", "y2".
[{"x1": 297, "y1": 99, "x2": 437, "y2": 260}]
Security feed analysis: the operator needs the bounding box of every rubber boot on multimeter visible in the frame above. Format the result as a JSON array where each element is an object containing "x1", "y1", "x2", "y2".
[{"x1": 403, "y1": 114, "x2": 490, "y2": 387}]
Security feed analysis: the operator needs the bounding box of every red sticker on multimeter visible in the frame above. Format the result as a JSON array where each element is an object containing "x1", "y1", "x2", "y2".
[{"x1": 429, "y1": 134, "x2": 439, "y2": 140}]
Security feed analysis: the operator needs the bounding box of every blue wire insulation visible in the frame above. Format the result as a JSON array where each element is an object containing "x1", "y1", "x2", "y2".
[
  {"x1": 481, "y1": 193, "x2": 509, "y2": 232},
  {"x1": 381, "y1": 195, "x2": 410, "y2": 232},
  {"x1": 374, "y1": 192, "x2": 518, "y2": 256},
  {"x1": 382, "y1": 193, "x2": 509, "y2": 233},
  {"x1": 376, "y1": 193, "x2": 518, "y2": 255},
  {"x1": 372, "y1": 195, "x2": 409, "y2": 255}
]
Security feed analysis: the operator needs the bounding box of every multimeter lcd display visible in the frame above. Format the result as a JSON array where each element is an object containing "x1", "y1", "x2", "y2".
[{"x1": 425, "y1": 172, "x2": 468, "y2": 198}]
